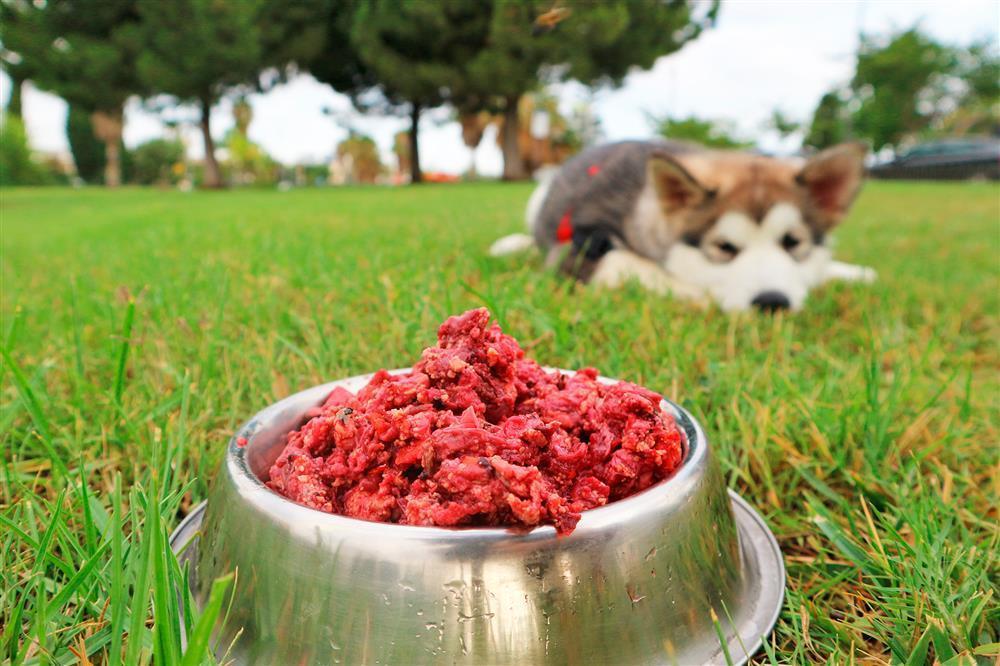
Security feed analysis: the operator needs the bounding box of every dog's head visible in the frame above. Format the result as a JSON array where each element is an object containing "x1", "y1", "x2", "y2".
[{"x1": 651, "y1": 143, "x2": 866, "y2": 312}]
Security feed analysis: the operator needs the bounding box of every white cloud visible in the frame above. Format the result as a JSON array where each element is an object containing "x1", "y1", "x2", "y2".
[{"x1": 3, "y1": 0, "x2": 996, "y2": 174}]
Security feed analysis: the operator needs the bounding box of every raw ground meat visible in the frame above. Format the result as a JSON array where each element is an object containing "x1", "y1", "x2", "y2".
[{"x1": 266, "y1": 308, "x2": 685, "y2": 535}]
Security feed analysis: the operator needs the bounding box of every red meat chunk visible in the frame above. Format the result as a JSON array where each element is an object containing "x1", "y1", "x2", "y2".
[{"x1": 266, "y1": 308, "x2": 685, "y2": 535}]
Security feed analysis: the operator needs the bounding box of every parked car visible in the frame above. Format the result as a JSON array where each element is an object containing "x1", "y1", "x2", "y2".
[{"x1": 868, "y1": 137, "x2": 1000, "y2": 180}]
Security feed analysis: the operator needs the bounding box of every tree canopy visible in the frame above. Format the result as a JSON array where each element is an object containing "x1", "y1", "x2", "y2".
[
  {"x1": 135, "y1": 0, "x2": 264, "y2": 187},
  {"x1": 307, "y1": 0, "x2": 718, "y2": 181},
  {"x1": 5, "y1": 0, "x2": 722, "y2": 185},
  {"x1": 652, "y1": 115, "x2": 750, "y2": 149},
  {"x1": 804, "y1": 92, "x2": 848, "y2": 150},
  {"x1": 802, "y1": 26, "x2": 997, "y2": 154},
  {"x1": 333, "y1": 0, "x2": 491, "y2": 182},
  {"x1": 850, "y1": 28, "x2": 956, "y2": 152},
  {"x1": 459, "y1": 0, "x2": 718, "y2": 178},
  {"x1": 1, "y1": 0, "x2": 146, "y2": 184}
]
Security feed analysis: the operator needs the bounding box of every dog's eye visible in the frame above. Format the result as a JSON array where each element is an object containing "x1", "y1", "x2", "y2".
[
  {"x1": 715, "y1": 241, "x2": 740, "y2": 256},
  {"x1": 781, "y1": 233, "x2": 801, "y2": 251}
]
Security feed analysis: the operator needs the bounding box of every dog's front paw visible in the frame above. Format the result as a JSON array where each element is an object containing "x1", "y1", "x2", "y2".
[
  {"x1": 856, "y1": 266, "x2": 878, "y2": 283},
  {"x1": 824, "y1": 261, "x2": 877, "y2": 284}
]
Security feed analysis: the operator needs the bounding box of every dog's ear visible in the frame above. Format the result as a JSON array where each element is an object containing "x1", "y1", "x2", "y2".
[
  {"x1": 796, "y1": 142, "x2": 867, "y2": 226},
  {"x1": 648, "y1": 153, "x2": 710, "y2": 214}
]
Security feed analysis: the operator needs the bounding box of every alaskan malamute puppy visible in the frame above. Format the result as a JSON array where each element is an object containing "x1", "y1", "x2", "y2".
[{"x1": 490, "y1": 141, "x2": 876, "y2": 311}]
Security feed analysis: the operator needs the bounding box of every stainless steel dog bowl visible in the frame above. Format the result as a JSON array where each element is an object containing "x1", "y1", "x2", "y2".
[{"x1": 171, "y1": 371, "x2": 784, "y2": 665}]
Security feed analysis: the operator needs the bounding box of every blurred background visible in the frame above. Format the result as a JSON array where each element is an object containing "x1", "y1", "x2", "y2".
[{"x1": 1, "y1": 0, "x2": 997, "y2": 189}]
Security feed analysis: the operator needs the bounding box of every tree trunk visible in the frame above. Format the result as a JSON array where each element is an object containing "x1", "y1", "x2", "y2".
[
  {"x1": 467, "y1": 147, "x2": 477, "y2": 180},
  {"x1": 501, "y1": 94, "x2": 527, "y2": 181},
  {"x1": 200, "y1": 96, "x2": 222, "y2": 189},
  {"x1": 409, "y1": 102, "x2": 422, "y2": 184},
  {"x1": 8, "y1": 74, "x2": 24, "y2": 117},
  {"x1": 104, "y1": 141, "x2": 121, "y2": 187},
  {"x1": 90, "y1": 109, "x2": 124, "y2": 187}
]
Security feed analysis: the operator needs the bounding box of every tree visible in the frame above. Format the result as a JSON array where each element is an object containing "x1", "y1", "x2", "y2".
[
  {"x1": 392, "y1": 130, "x2": 411, "y2": 182},
  {"x1": 460, "y1": 1, "x2": 718, "y2": 179},
  {"x1": 305, "y1": 0, "x2": 376, "y2": 97},
  {"x1": 335, "y1": 132, "x2": 382, "y2": 183},
  {"x1": 492, "y1": 91, "x2": 597, "y2": 172},
  {"x1": 344, "y1": 1, "x2": 492, "y2": 183},
  {"x1": 310, "y1": 1, "x2": 716, "y2": 182},
  {"x1": 255, "y1": 0, "x2": 331, "y2": 80},
  {"x1": 1, "y1": 45, "x2": 33, "y2": 118},
  {"x1": 850, "y1": 28, "x2": 955, "y2": 152},
  {"x1": 804, "y1": 92, "x2": 848, "y2": 150},
  {"x1": 651, "y1": 115, "x2": 751, "y2": 149},
  {"x1": 224, "y1": 96, "x2": 279, "y2": 185},
  {"x1": 0, "y1": 113, "x2": 51, "y2": 185},
  {"x1": 1, "y1": 0, "x2": 146, "y2": 186},
  {"x1": 130, "y1": 138, "x2": 185, "y2": 185},
  {"x1": 458, "y1": 110, "x2": 491, "y2": 178},
  {"x1": 940, "y1": 40, "x2": 1000, "y2": 136},
  {"x1": 66, "y1": 105, "x2": 107, "y2": 183},
  {"x1": 135, "y1": 0, "x2": 330, "y2": 188},
  {"x1": 135, "y1": 0, "x2": 264, "y2": 188},
  {"x1": 767, "y1": 109, "x2": 800, "y2": 139}
]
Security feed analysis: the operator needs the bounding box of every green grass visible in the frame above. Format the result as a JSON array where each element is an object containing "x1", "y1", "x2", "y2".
[{"x1": 1, "y1": 181, "x2": 998, "y2": 664}]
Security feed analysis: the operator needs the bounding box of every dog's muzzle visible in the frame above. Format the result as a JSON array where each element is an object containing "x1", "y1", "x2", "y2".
[{"x1": 751, "y1": 291, "x2": 791, "y2": 312}]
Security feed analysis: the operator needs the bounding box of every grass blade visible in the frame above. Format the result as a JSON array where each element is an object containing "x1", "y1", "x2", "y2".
[
  {"x1": 179, "y1": 574, "x2": 234, "y2": 666},
  {"x1": 109, "y1": 474, "x2": 125, "y2": 666},
  {"x1": 0, "y1": 343, "x2": 68, "y2": 479},
  {"x1": 124, "y1": 488, "x2": 154, "y2": 666},
  {"x1": 113, "y1": 299, "x2": 136, "y2": 404}
]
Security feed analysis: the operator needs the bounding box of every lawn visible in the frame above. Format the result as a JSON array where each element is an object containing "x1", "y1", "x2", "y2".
[{"x1": 1, "y1": 180, "x2": 998, "y2": 664}]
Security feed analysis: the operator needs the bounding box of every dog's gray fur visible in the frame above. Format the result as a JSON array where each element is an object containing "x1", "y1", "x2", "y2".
[{"x1": 534, "y1": 141, "x2": 694, "y2": 252}]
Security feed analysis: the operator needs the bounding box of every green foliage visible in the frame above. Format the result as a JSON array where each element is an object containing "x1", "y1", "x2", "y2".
[
  {"x1": 560, "y1": 1, "x2": 718, "y2": 86},
  {"x1": 0, "y1": 0, "x2": 146, "y2": 113},
  {"x1": 65, "y1": 106, "x2": 133, "y2": 184},
  {"x1": 0, "y1": 182, "x2": 997, "y2": 661},
  {"x1": 651, "y1": 114, "x2": 751, "y2": 149},
  {"x1": 805, "y1": 92, "x2": 849, "y2": 150},
  {"x1": 130, "y1": 138, "x2": 185, "y2": 185},
  {"x1": 136, "y1": 0, "x2": 263, "y2": 104},
  {"x1": 135, "y1": 0, "x2": 318, "y2": 188},
  {"x1": 256, "y1": 0, "x2": 330, "y2": 79},
  {"x1": 306, "y1": 0, "x2": 375, "y2": 98},
  {"x1": 805, "y1": 29, "x2": 996, "y2": 151},
  {"x1": 349, "y1": 0, "x2": 488, "y2": 112},
  {"x1": 466, "y1": 1, "x2": 717, "y2": 177},
  {"x1": 768, "y1": 109, "x2": 800, "y2": 138},
  {"x1": 957, "y1": 40, "x2": 1000, "y2": 105},
  {"x1": 2, "y1": 0, "x2": 145, "y2": 185},
  {"x1": 342, "y1": 0, "x2": 493, "y2": 181},
  {"x1": 850, "y1": 28, "x2": 956, "y2": 151},
  {"x1": 0, "y1": 113, "x2": 54, "y2": 185},
  {"x1": 224, "y1": 131, "x2": 278, "y2": 186},
  {"x1": 307, "y1": 1, "x2": 717, "y2": 179},
  {"x1": 334, "y1": 132, "x2": 382, "y2": 183},
  {"x1": 0, "y1": 66, "x2": 29, "y2": 118},
  {"x1": 301, "y1": 163, "x2": 330, "y2": 185},
  {"x1": 453, "y1": 1, "x2": 717, "y2": 105},
  {"x1": 939, "y1": 40, "x2": 1000, "y2": 136}
]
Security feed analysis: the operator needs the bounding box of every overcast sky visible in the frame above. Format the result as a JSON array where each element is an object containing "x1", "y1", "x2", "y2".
[{"x1": 3, "y1": 0, "x2": 997, "y2": 177}]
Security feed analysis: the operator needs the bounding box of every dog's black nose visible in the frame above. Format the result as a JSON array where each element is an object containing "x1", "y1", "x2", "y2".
[{"x1": 751, "y1": 291, "x2": 791, "y2": 312}]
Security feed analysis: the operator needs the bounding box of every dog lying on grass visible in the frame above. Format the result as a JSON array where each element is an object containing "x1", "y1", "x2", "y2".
[{"x1": 490, "y1": 140, "x2": 876, "y2": 312}]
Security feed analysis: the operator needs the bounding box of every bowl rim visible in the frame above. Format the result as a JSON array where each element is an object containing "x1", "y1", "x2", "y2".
[{"x1": 225, "y1": 369, "x2": 709, "y2": 541}]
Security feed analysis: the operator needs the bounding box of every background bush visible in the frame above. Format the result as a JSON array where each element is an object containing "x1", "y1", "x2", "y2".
[
  {"x1": 130, "y1": 138, "x2": 185, "y2": 185},
  {"x1": 0, "y1": 113, "x2": 61, "y2": 186}
]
